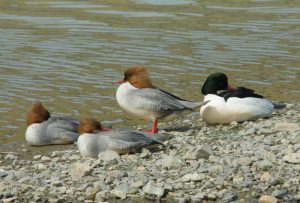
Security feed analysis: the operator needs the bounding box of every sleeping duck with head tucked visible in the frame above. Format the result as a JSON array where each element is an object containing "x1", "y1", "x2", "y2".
[
  {"x1": 77, "y1": 118, "x2": 163, "y2": 158},
  {"x1": 25, "y1": 101, "x2": 79, "y2": 146},
  {"x1": 200, "y1": 72, "x2": 284, "y2": 124}
]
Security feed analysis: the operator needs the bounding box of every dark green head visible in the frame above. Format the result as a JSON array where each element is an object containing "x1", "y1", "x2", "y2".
[{"x1": 201, "y1": 72, "x2": 233, "y2": 95}]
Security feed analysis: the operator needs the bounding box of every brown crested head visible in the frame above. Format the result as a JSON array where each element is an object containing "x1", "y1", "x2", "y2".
[
  {"x1": 78, "y1": 118, "x2": 102, "y2": 135},
  {"x1": 26, "y1": 101, "x2": 51, "y2": 126},
  {"x1": 123, "y1": 66, "x2": 154, "y2": 88}
]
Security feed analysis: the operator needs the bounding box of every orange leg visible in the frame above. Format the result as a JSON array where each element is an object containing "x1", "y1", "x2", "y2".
[
  {"x1": 143, "y1": 119, "x2": 158, "y2": 133},
  {"x1": 151, "y1": 119, "x2": 158, "y2": 133}
]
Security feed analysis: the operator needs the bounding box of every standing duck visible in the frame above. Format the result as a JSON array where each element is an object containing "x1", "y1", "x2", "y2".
[
  {"x1": 25, "y1": 101, "x2": 79, "y2": 146},
  {"x1": 200, "y1": 72, "x2": 276, "y2": 124},
  {"x1": 77, "y1": 118, "x2": 162, "y2": 158},
  {"x1": 115, "y1": 66, "x2": 207, "y2": 133}
]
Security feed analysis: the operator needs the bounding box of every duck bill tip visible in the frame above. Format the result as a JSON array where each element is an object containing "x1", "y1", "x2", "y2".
[
  {"x1": 112, "y1": 80, "x2": 126, "y2": 85},
  {"x1": 101, "y1": 127, "x2": 111, "y2": 131},
  {"x1": 227, "y1": 84, "x2": 236, "y2": 91}
]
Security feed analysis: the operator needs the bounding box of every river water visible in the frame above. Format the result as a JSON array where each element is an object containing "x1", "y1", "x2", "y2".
[{"x1": 1, "y1": 0, "x2": 300, "y2": 145}]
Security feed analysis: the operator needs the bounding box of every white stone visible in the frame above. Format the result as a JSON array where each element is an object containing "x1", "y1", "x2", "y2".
[
  {"x1": 143, "y1": 181, "x2": 166, "y2": 197},
  {"x1": 4, "y1": 154, "x2": 18, "y2": 160},
  {"x1": 41, "y1": 156, "x2": 51, "y2": 162},
  {"x1": 160, "y1": 155, "x2": 183, "y2": 169},
  {"x1": 259, "y1": 195, "x2": 277, "y2": 203},
  {"x1": 33, "y1": 155, "x2": 42, "y2": 160},
  {"x1": 274, "y1": 122, "x2": 300, "y2": 133},
  {"x1": 38, "y1": 163, "x2": 46, "y2": 170},
  {"x1": 110, "y1": 184, "x2": 130, "y2": 199},
  {"x1": 86, "y1": 186, "x2": 100, "y2": 200},
  {"x1": 283, "y1": 153, "x2": 300, "y2": 163},
  {"x1": 98, "y1": 150, "x2": 120, "y2": 163},
  {"x1": 71, "y1": 163, "x2": 93, "y2": 180},
  {"x1": 181, "y1": 173, "x2": 206, "y2": 182},
  {"x1": 183, "y1": 145, "x2": 212, "y2": 160}
]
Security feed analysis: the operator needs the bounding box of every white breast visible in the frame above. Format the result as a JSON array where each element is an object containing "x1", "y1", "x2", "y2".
[
  {"x1": 200, "y1": 94, "x2": 274, "y2": 124},
  {"x1": 25, "y1": 123, "x2": 49, "y2": 146},
  {"x1": 77, "y1": 134, "x2": 102, "y2": 158},
  {"x1": 116, "y1": 82, "x2": 156, "y2": 120}
]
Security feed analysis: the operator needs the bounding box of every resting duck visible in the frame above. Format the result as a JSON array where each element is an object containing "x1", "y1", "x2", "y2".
[
  {"x1": 25, "y1": 101, "x2": 79, "y2": 146},
  {"x1": 200, "y1": 72, "x2": 276, "y2": 124},
  {"x1": 115, "y1": 66, "x2": 207, "y2": 133},
  {"x1": 77, "y1": 118, "x2": 162, "y2": 158}
]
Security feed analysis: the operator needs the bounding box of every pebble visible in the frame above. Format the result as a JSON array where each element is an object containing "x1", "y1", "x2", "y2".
[
  {"x1": 4, "y1": 154, "x2": 18, "y2": 160},
  {"x1": 181, "y1": 173, "x2": 206, "y2": 182},
  {"x1": 71, "y1": 163, "x2": 93, "y2": 180},
  {"x1": 183, "y1": 144, "x2": 212, "y2": 160},
  {"x1": 283, "y1": 153, "x2": 300, "y2": 163},
  {"x1": 143, "y1": 181, "x2": 166, "y2": 197},
  {"x1": 33, "y1": 155, "x2": 42, "y2": 160},
  {"x1": 260, "y1": 172, "x2": 271, "y2": 182},
  {"x1": 274, "y1": 122, "x2": 300, "y2": 133},
  {"x1": 98, "y1": 150, "x2": 120, "y2": 164},
  {"x1": 86, "y1": 186, "x2": 100, "y2": 200},
  {"x1": 160, "y1": 155, "x2": 183, "y2": 169},
  {"x1": 37, "y1": 163, "x2": 46, "y2": 170},
  {"x1": 259, "y1": 195, "x2": 278, "y2": 203},
  {"x1": 110, "y1": 184, "x2": 130, "y2": 199}
]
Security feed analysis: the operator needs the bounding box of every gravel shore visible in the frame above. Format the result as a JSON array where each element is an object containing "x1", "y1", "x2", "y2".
[{"x1": 1, "y1": 103, "x2": 300, "y2": 203}]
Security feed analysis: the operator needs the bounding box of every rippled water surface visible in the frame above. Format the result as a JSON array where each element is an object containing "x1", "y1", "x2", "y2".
[{"x1": 1, "y1": 0, "x2": 300, "y2": 143}]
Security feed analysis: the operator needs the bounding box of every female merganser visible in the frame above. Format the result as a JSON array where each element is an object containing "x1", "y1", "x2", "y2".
[
  {"x1": 200, "y1": 72, "x2": 275, "y2": 124},
  {"x1": 115, "y1": 66, "x2": 207, "y2": 133},
  {"x1": 25, "y1": 101, "x2": 79, "y2": 146},
  {"x1": 77, "y1": 118, "x2": 162, "y2": 158}
]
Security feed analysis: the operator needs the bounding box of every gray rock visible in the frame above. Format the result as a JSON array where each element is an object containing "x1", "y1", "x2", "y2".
[
  {"x1": 232, "y1": 157, "x2": 252, "y2": 167},
  {"x1": 283, "y1": 153, "x2": 300, "y2": 163},
  {"x1": 143, "y1": 181, "x2": 166, "y2": 197},
  {"x1": 131, "y1": 181, "x2": 144, "y2": 189},
  {"x1": 183, "y1": 144, "x2": 212, "y2": 160},
  {"x1": 41, "y1": 156, "x2": 51, "y2": 162},
  {"x1": 160, "y1": 155, "x2": 183, "y2": 169},
  {"x1": 71, "y1": 163, "x2": 93, "y2": 180},
  {"x1": 107, "y1": 170, "x2": 128, "y2": 180},
  {"x1": 110, "y1": 183, "x2": 130, "y2": 199},
  {"x1": 94, "y1": 181, "x2": 110, "y2": 191},
  {"x1": 272, "y1": 189, "x2": 287, "y2": 198},
  {"x1": 2, "y1": 197, "x2": 18, "y2": 203},
  {"x1": 86, "y1": 185, "x2": 100, "y2": 200},
  {"x1": 57, "y1": 186, "x2": 67, "y2": 194},
  {"x1": 98, "y1": 150, "x2": 120, "y2": 164},
  {"x1": 51, "y1": 180, "x2": 63, "y2": 187},
  {"x1": 4, "y1": 154, "x2": 18, "y2": 160},
  {"x1": 37, "y1": 163, "x2": 47, "y2": 170},
  {"x1": 244, "y1": 127, "x2": 256, "y2": 135},
  {"x1": 13, "y1": 171, "x2": 28, "y2": 180},
  {"x1": 274, "y1": 122, "x2": 300, "y2": 133},
  {"x1": 181, "y1": 173, "x2": 206, "y2": 182},
  {"x1": 222, "y1": 193, "x2": 238, "y2": 202},
  {"x1": 140, "y1": 148, "x2": 151, "y2": 158},
  {"x1": 0, "y1": 170, "x2": 9, "y2": 178},
  {"x1": 94, "y1": 191, "x2": 107, "y2": 202},
  {"x1": 257, "y1": 160, "x2": 273, "y2": 170},
  {"x1": 192, "y1": 192, "x2": 206, "y2": 201}
]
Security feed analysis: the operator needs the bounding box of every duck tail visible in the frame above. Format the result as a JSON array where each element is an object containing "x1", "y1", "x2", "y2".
[{"x1": 272, "y1": 101, "x2": 286, "y2": 109}]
